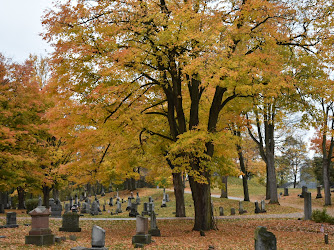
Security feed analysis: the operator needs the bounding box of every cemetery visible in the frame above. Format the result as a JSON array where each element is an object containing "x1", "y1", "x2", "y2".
[
  {"x1": 3, "y1": 0, "x2": 334, "y2": 249},
  {"x1": 0, "y1": 182, "x2": 334, "y2": 248}
]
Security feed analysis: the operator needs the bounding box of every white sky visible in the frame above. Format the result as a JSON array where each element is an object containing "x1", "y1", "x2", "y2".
[{"x1": 0, "y1": 0, "x2": 53, "y2": 62}]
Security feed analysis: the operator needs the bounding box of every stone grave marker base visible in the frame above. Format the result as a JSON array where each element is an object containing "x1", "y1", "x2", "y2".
[
  {"x1": 148, "y1": 228, "x2": 161, "y2": 236},
  {"x1": 132, "y1": 234, "x2": 151, "y2": 245},
  {"x1": 25, "y1": 234, "x2": 55, "y2": 246}
]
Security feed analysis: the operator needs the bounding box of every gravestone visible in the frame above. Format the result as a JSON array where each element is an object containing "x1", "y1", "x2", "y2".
[
  {"x1": 50, "y1": 199, "x2": 62, "y2": 218},
  {"x1": 284, "y1": 187, "x2": 289, "y2": 196},
  {"x1": 142, "y1": 202, "x2": 149, "y2": 216},
  {"x1": 127, "y1": 197, "x2": 133, "y2": 211},
  {"x1": 65, "y1": 203, "x2": 70, "y2": 213},
  {"x1": 304, "y1": 191, "x2": 312, "y2": 220},
  {"x1": 148, "y1": 202, "x2": 155, "y2": 215},
  {"x1": 260, "y1": 200, "x2": 266, "y2": 213},
  {"x1": 238, "y1": 201, "x2": 247, "y2": 214},
  {"x1": 59, "y1": 212, "x2": 81, "y2": 232},
  {"x1": 115, "y1": 200, "x2": 122, "y2": 214},
  {"x1": 219, "y1": 207, "x2": 224, "y2": 216},
  {"x1": 49, "y1": 198, "x2": 55, "y2": 207},
  {"x1": 254, "y1": 201, "x2": 261, "y2": 214},
  {"x1": 254, "y1": 226, "x2": 277, "y2": 250},
  {"x1": 92, "y1": 225, "x2": 107, "y2": 249},
  {"x1": 300, "y1": 186, "x2": 308, "y2": 198},
  {"x1": 71, "y1": 225, "x2": 108, "y2": 250},
  {"x1": 148, "y1": 197, "x2": 153, "y2": 203},
  {"x1": 230, "y1": 208, "x2": 235, "y2": 215},
  {"x1": 166, "y1": 194, "x2": 170, "y2": 202},
  {"x1": 81, "y1": 202, "x2": 90, "y2": 214},
  {"x1": 148, "y1": 211, "x2": 160, "y2": 236},
  {"x1": 129, "y1": 203, "x2": 139, "y2": 217},
  {"x1": 0, "y1": 212, "x2": 19, "y2": 228},
  {"x1": 161, "y1": 198, "x2": 167, "y2": 208},
  {"x1": 132, "y1": 216, "x2": 151, "y2": 247},
  {"x1": 316, "y1": 186, "x2": 323, "y2": 199},
  {"x1": 25, "y1": 206, "x2": 55, "y2": 246},
  {"x1": 109, "y1": 197, "x2": 114, "y2": 207},
  {"x1": 90, "y1": 201, "x2": 100, "y2": 215},
  {"x1": 136, "y1": 192, "x2": 140, "y2": 204},
  {"x1": 38, "y1": 196, "x2": 42, "y2": 207}
]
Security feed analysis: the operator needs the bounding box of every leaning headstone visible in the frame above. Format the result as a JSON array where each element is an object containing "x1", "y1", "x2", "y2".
[
  {"x1": 25, "y1": 206, "x2": 55, "y2": 246},
  {"x1": 316, "y1": 186, "x2": 323, "y2": 199},
  {"x1": 260, "y1": 200, "x2": 266, "y2": 213},
  {"x1": 219, "y1": 207, "x2": 224, "y2": 216},
  {"x1": 304, "y1": 191, "x2": 312, "y2": 220},
  {"x1": 230, "y1": 208, "x2": 235, "y2": 215},
  {"x1": 254, "y1": 226, "x2": 277, "y2": 250},
  {"x1": 254, "y1": 201, "x2": 261, "y2": 214},
  {"x1": 239, "y1": 201, "x2": 247, "y2": 214},
  {"x1": 284, "y1": 187, "x2": 289, "y2": 196},
  {"x1": 142, "y1": 203, "x2": 149, "y2": 216},
  {"x1": 59, "y1": 212, "x2": 81, "y2": 232},
  {"x1": 148, "y1": 211, "x2": 160, "y2": 236},
  {"x1": 132, "y1": 216, "x2": 151, "y2": 247}
]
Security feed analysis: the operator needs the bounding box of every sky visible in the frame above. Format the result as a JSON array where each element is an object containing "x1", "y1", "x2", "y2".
[{"x1": 0, "y1": 0, "x2": 53, "y2": 62}]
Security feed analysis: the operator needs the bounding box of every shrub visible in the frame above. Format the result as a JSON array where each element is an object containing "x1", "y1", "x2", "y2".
[
  {"x1": 311, "y1": 209, "x2": 334, "y2": 224},
  {"x1": 25, "y1": 198, "x2": 39, "y2": 213}
]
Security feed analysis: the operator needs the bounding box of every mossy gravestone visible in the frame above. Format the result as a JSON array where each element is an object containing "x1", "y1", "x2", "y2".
[
  {"x1": 254, "y1": 226, "x2": 276, "y2": 250},
  {"x1": 59, "y1": 212, "x2": 81, "y2": 232}
]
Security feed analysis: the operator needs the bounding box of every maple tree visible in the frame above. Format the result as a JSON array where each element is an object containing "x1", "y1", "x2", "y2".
[{"x1": 42, "y1": 0, "x2": 334, "y2": 229}]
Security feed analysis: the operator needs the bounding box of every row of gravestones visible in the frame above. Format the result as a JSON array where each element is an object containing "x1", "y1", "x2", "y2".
[{"x1": 218, "y1": 200, "x2": 266, "y2": 216}]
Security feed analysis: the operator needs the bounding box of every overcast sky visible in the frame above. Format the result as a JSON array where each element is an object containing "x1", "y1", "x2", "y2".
[{"x1": 0, "y1": 0, "x2": 53, "y2": 62}]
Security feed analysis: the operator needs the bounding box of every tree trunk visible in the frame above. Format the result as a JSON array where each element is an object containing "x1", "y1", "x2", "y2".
[
  {"x1": 267, "y1": 153, "x2": 279, "y2": 204},
  {"x1": 173, "y1": 172, "x2": 186, "y2": 217},
  {"x1": 220, "y1": 176, "x2": 228, "y2": 198},
  {"x1": 323, "y1": 159, "x2": 331, "y2": 206},
  {"x1": 266, "y1": 165, "x2": 270, "y2": 200},
  {"x1": 53, "y1": 188, "x2": 59, "y2": 200},
  {"x1": 242, "y1": 175, "x2": 250, "y2": 202},
  {"x1": 17, "y1": 186, "x2": 25, "y2": 209},
  {"x1": 293, "y1": 174, "x2": 297, "y2": 188},
  {"x1": 189, "y1": 175, "x2": 215, "y2": 231},
  {"x1": 42, "y1": 185, "x2": 51, "y2": 208},
  {"x1": 236, "y1": 140, "x2": 250, "y2": 202}
]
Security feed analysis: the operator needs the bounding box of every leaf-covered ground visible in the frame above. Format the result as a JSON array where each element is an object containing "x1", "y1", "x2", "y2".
[{"x1": 0, "y1": 218, "x2": 333, "y2": 249}]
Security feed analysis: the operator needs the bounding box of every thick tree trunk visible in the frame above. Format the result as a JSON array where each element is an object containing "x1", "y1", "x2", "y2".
[
  {"x1": 242, "y1": 175, "x2": 250, "y2": 202},
  {"x1": 53, "y1": 188, "x2": 59, "y2": 200},
  {"x1": 267, "y1": 153, "x2": 279, "y2": 204},
  {"x1": 189, "y1": 175, "x2": 215, "y2": 231},
  {"x1": 42, "y1": 185, "x2": 51, "y2": 208},
  {"x1": 173, "y1": 172, "x2": 186, "y2": 217},
  {"x1": 323, "y1": 159, "x2": 331, "y2": 206},
  {"x1": 17, "y1": 186, "x2": 25, "y2": 209},
  {"x1": 220, "y1": 176, "x2": 228, "y2": 198},
  {"x1": 266, "y1": 166, "x2": 270, "y2": 200}
]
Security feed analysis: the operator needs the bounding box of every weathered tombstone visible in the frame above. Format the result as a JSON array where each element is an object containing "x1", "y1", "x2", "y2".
[
  {"x1": 316, "y1": 186, "x2": 323, "y2": 199},
  {"x1": 136, "y1": 192, "x2": 140, "y2": 204},
  {"x1": 254, "y1": 201, "x2": 261, "y2": 214},
  {"x1": 148, "y1": 196, "x2": 153, "y2": 203},
  {"x1": 132, "y1": 216, "x2": 151, "y2": 247},
  {"x1": 3, "y1": 212, "x2": 19, "y2": 228},
  {"x1": 90, "y1": 201, "x2": 100, "y2": 215},
  {"x1": 49, "y1": 198, "x2": 55, "y2": 207},
  {"x1": 161, "y1": 198, "x2": 167, "y2": 208},
  {"x1": 127, "y1": 197, "x2": 133, "y2": 211},
  {"x1": 304, "y1": 191, "x2": 312, "y2": 220},
  {"x1": 115, "y1": 200, "x2": 122, "y2": 214},
  {"x1": 260, "y1": 200, "x2": 266, "y2": 213},
  {"x1": 254, "y1": 226, "x2": 277, "y2": 250},
  {"x1": 129, "y1": 203, "x2": 139, "y2": 217},
  {"x1": 239, "y1": 201, "x2": 247, "y2": 214},
  {"x1": 148, "y1": 202, "x2": 155, "y2": 215},
  {"x1": 92, "y1": 225, "x2": 107, "y2": 249},
  {"x1": 148, "y1": 211, "x2": 160, "y2": 236},
  {"x1": 109, "y1": 197, "x2": 114, "y2": 207},
  {"x1": 219, "y1": 207, "x2": 224, "y2": 216},
  {"x1": 50, "y1": 199, "x2": 62, "y2": 218},
  {"x1": 142, "y1": 202, "x2": 149, "y2": 216},
  {"x1": 59, "y1": 212, "x2": 81, "y2": 232},
  {"x1": 284, "y1": 187, "x2": 289, "y2": 196},
  {"x1": 300, "y1": 186, "x2": 308, "y2": 198},
  {"x1": 25, "y1": 206, "x2": 55, "y2": 246},
  {"x1": 230, "y1": 208, "x2": 235, "y2": 215}
]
